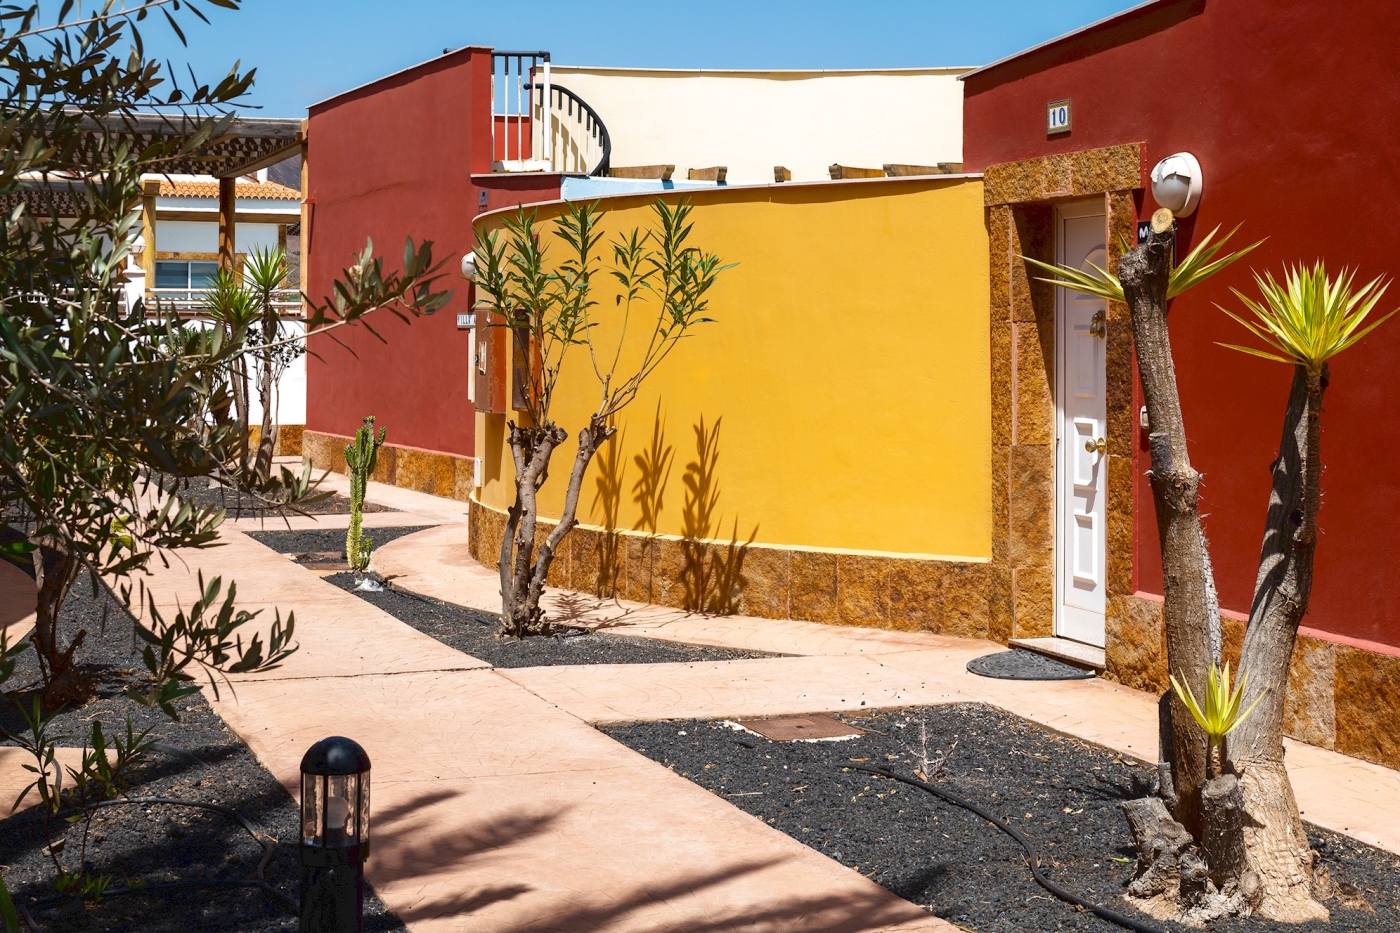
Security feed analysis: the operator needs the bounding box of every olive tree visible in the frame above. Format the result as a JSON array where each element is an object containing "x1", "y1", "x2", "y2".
[
  {"x1": 473, "y1": 199, "x2": 728, "y2": 637},
  {"x1": 0, "y1": 0, "x2": 450, "y2": 703}
]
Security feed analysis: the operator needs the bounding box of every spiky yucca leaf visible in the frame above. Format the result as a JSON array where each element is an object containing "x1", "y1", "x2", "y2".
[
  {"x1": 1022, "y1": 253, "x2": 1123, "y2": 303},
  {"x1": 1169, "y1": 661, "x2": 1267, "y2": 751},
  {"x1": 1219, "y1": 263, "x2": 1396, "y2": 374},
  {"x1": 1023, "y1": 224, "x2": 1261, "y2": 305}
]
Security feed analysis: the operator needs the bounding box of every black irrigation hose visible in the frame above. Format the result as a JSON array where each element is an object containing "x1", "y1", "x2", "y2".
[
  {"x1": 26, "y1": 796, "x2": 297, "y2": 913},
  {"x1": 847, "y1": 764, "x2": 1164, "y2": 933}
]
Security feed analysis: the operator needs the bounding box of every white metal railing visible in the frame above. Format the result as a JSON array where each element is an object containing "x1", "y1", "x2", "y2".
[
  {"x1": 145, "y1": 287, "x2": 302, "y2": 317},
  {"x1": 532, "y1": 81, "x2": 611, "y2": 176},
  {"x1": 492, "y1": 51, "x2": 551, "y2": 172}
]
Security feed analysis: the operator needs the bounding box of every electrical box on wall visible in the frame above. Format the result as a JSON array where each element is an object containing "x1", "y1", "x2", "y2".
[{"x1": 474, "y1": 309, "x2": 508, "y2": 414}]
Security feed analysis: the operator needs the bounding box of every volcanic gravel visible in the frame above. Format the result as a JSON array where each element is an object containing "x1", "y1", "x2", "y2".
[
  {"x1": 322, "y1": 571, "x2": 778, "y2": 667},
  {"x1": 244, "y1": 526, "x2": 432, "y2": 562},
  {"x1": 603, "y1": 704, "x2": 1400, "y2": 933},
  {"x1": 0, "y1": 580, "x2": 406, "y2": 932},
  {"x1": 246, "y1": 524, "x2": 777, "y2": 668},
  {"x1": 159, "y1": 474, "x2": 395, "y2": 518}
]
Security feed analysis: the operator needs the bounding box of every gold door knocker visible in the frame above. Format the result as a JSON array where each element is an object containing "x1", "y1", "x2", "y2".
[{"x1": 1089, "y1": 310, "x2": 1107, "y2": 337}]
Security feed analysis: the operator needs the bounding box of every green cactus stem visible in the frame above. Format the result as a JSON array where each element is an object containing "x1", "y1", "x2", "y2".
[{"x1": 345, "y1": 416, "x2": 386, "y2": 573}]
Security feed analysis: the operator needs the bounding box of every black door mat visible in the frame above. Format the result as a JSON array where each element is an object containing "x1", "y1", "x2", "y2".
[{"x1": 966, "y1": 648, "x2": 1096, "y2": 680}]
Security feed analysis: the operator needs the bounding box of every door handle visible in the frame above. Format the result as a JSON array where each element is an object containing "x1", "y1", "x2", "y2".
[
  {"x1": 1089, "y1": 310, "x2": 1107, "y2": 337},
  {"x1": 1084, "y1": 436, "x2": 1107, "y2": 456}
]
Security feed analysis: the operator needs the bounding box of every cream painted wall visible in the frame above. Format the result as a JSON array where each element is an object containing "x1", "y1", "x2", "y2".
[
  {"x1": 475, "y1": 178, "x2": 992, "y2": 560},
  {"x1": 549, "y1": 66, "x2": 969, "y2": 183}
]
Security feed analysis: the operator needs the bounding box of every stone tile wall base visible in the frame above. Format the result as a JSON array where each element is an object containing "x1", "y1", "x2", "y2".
[
  {"x1": 303, "y1": 431, "x2": 473, "y2": 502},
  {"x1": 468, "y1": 499, "x2": 994, "y2": 637},
  {"x1": 247, "y1": 424, "x2": 305, "y2": 457},
  {"x1": 1099, "y1": 594, "x2": 1400, "y2": 769}
]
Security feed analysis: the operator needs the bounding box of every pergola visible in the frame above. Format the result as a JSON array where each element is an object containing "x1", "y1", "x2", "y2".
[
  {"x1": 6, "y1": 112, "x2": 306, "y2": 284},
  {"x1": 120, "y1": 113, "x2": 307, "y2": 284}
]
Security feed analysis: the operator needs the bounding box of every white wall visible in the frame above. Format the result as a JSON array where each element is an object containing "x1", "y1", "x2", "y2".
[
  {"x1": 155, "y1": 219, "x2": 284, "y2": 255},
  {"x1": 549, "y1": 66, "x2": 969, "y2": 184}
]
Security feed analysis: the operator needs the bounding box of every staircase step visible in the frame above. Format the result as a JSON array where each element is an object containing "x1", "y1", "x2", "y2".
[{"x1": 1007, "y1": 637, "x2": 1106, "y2": 671}]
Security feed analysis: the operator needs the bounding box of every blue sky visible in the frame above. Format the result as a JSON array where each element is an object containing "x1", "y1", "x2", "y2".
[{"x1": 138, "y1": 0, "x2": 1143, "y2": 117}]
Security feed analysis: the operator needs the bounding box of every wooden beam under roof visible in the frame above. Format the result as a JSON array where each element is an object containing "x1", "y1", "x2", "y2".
[{"x1": 74, "y1": 111, "x2": 304, "y2": 178}]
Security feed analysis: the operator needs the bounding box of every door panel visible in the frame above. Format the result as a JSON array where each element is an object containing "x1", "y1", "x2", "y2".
[{"x1": 1055, "y1": 203, "x2": 1108, "y2": 647}]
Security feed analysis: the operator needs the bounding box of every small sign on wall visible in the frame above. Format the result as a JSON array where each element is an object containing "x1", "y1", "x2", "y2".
[
  {"x1": 1047, "y1": 99, "x2": 1071, "y2": 135},
  {"x1": 457, "y1": 312, "x2": 475, "y2": 329}
]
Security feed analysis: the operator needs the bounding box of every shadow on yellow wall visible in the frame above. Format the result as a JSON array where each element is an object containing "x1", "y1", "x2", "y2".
[
  {"x1": 474, "y1": 176, "x2": 992, "y2": 561},
  {"x1": 587, "y1": 403, "x2": 757, "y2": 612}
]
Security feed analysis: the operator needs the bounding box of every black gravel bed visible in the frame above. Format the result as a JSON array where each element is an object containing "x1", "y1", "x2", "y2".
[
  {"x1": 602, "y1": 704, "x2": 1399, "y2": 933},
  {"x1": 245, "y1": 526, "x2": 434, "y2": 563},
  {"x1": 315, "y1": 570, "x2": 778, "y2": 668},
  {"x1": 159, "y1": 474, "x2": 396, "y2": 517},
  {"x1": 0, "y1": 582, "x2": 406, "y2": 932}
]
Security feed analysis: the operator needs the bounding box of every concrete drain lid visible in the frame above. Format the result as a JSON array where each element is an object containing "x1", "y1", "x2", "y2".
[{"x1": 731, "y1": 715, "x2": 865, "y2": 743}]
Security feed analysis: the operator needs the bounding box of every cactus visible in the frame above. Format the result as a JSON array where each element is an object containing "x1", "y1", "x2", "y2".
[{"x1": 345, "y1": 416, "x2": 386, "y2": 573}]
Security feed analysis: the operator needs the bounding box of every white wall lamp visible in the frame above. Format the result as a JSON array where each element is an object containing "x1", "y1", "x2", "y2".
[
  {"x1": 461, "y1": 250, "x2": 477, "y2": 278},
  {"x1": 1150, "y1": 152, "x2": 1203, "y2": 217}
]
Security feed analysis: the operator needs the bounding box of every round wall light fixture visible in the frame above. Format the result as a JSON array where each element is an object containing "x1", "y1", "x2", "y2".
[
  {"x1": 461, "y1": 250, "x2": 477, "y2": 278},
  {"x1": 1150, "y1": 152, "x2": 1203, "y2": 217}
]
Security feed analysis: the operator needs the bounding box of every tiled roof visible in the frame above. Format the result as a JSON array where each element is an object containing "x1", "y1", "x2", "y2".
[{"x1": 158, "y1": 179, "x2": 302, "y2": 200}]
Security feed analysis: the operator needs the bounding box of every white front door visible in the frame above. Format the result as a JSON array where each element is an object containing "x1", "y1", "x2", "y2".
[{"x1": 1055, "y1": 200, "x2": 1108, "y2": 647}]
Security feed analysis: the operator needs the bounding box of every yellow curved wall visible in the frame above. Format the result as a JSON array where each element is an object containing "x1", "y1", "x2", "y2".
[{"x1": 474, "y1": 177, "x2": 991, "y2": 560}]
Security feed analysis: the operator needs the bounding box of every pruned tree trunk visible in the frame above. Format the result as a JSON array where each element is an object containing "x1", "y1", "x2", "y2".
[
  {"x1": 1118, "y1": 225, "x2": 1220, "y2": 837},
  {"x1": 1123, "y1": 796, "x2": 1193, "y2": 904},
  {"x1": 1224, "y1": 364, "x2": 1331, "y2": 922},
  {"x1": 499, "y1": 417, "x2": 614, "y2": 638},
  {"x1": 30, "y1": 548, "x2": 87, "y2": 704}
]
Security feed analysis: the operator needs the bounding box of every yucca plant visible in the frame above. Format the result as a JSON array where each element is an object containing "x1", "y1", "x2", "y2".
[
  {"x1": 1170, "y1": 662, "x2": 1266, "y2": 776},
  {"x1": 1023, "y1": 224, "x2": 1261, "y2": 303},
  {"x1": 1219, "y1": 263, "x2": 1395, "y2": 373}
]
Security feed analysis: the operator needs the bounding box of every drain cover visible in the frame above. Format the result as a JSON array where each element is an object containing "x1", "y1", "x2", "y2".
[
  {"x1": 733, "y1": 715, "x2": 865, "y2": 742},
  {"x1": 293, "y1": 552, "x2": 348, "y2": 574},
  {"x1": 966, "y1": 649, "x2": 1096, "y2": 681}
]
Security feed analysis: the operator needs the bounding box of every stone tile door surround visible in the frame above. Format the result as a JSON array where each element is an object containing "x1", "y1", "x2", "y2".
[
  {"x1": 983, "y1": 144, "x2": 1400, "y2": 773},
  {"x1": 984, "y1": 142, "x2": 1143, "y2": 666}
]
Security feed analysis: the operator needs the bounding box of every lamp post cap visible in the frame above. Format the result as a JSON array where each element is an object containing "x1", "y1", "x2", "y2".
[{"x1": 301, "y1": 736, "x2": 371, "y2": 776}]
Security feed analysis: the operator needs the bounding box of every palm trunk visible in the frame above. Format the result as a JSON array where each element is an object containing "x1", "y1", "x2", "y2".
[
  {"x1": 1223, "y1": 365, "x2": 1330, "y2": 922},
  {"x1": 1118, "y1": 226, "x2": 1220, "y2": 837},
  {"x1": 254, "y1": 332, "x2": 278, "y2": 478}
]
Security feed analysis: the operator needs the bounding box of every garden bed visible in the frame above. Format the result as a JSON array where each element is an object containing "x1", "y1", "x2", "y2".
[
  {"x1": 323, "y1": 571, "x2": 779, "y2": 668},
  {"x1": 0, "y1": 581, "x2": 406, "y2": 933},
  {"x1": 245, "y1": 526, "x2": 431, "y2": 565},
  {"x1": 603, "y1": 704, "x2": 1399, "y2": 933},
  {"x1": 164, "y1": 475, "x2": 396, "y2": 518},
  {"x1": 247, "y1": 524, "x2": 777, "y2": 668}
]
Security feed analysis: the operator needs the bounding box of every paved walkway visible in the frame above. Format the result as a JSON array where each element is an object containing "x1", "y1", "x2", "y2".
[
  {"x1": 7, "y1": 473, "x2": 1400, "y2": 932},
  {"x1": 134, "y1": 480, "x2": 952, "y2": 933},
  {"x1": 371, "y1": 522, "x2": 1400, "y2": 857}
]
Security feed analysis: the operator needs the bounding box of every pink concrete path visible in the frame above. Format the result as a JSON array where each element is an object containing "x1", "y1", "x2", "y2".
[
  {"x1": 129, "y1": 502, "x2": 953, "y2": 932},
  {"x1": 371, "y1": 520, "x2": 1400, "y2": 859}
]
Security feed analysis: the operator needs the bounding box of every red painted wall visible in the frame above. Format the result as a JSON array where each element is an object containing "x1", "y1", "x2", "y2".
[
  {"x1": 492, "y1": 114, "x2": 532, "y2": 161},
  {"x1": 964, "y1": 0, "x2": 1400, "y2": 649},
  {"x1": 305, "y1": 49, "x2": 562, "y2": 459}
]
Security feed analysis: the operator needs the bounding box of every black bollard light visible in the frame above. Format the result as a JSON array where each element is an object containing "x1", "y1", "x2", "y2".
[{"x1": 300, "y1": 736, "x2": 371, "y2": 933}]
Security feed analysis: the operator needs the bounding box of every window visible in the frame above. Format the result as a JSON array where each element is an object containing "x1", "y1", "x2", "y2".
[{"x1": 154, "y1": 260, "x2": 219, "y2": 290}]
